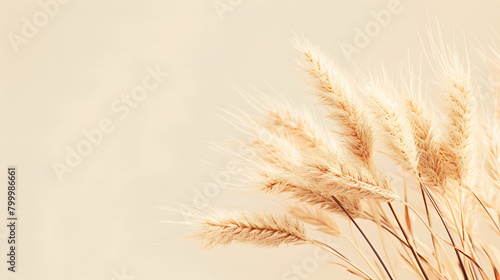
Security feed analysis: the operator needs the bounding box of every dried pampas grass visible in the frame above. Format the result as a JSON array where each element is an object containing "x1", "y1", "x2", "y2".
[{"x1": 184, "y1": 35, "x2": 500, "y2": 280}]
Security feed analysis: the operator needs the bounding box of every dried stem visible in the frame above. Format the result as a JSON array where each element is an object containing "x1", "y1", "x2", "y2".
[
  {"x1": 388, "y1": 202, "x2": 430, "y2": 280},
  {"x1": 332, "y1": 195, "x2": 394, "y2": 280},
  {"x1": 420, "y1": 181, "x2": 470, "y2": 280}
]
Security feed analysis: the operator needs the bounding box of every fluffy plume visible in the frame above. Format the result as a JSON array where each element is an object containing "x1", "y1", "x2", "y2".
[
  {"x1": 405, "y1": 95, "x2": 446, "y2": 188},
  {"x1": 258, "y1": 166, "x2": 364, "y2": 218},
  {"x1": 296, "y1": 40, "x2": 374, "y2": 165},
  {"x1": 436, "y1": 52, "x2": 476, "y2": 184},
  {"x1": 288, "y1": 204, "x2": 342, "y2": 236},
  {"x1": 191, "y1": 211, "x2": 310, "y2": 248},
  {"x1": 364, "y1": 79, "x2": 419, "y2": 174}
]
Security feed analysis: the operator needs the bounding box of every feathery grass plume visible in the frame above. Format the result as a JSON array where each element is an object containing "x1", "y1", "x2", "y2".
[
  {"x1": 262, "y1": 103, "x2": 396, "y2": 200},
  {"x1": 250, "y1": 130, "x2": 399, "y2": 204},
  {"x1": 405, "y1": 94, "x2": 447, "y2": 190},
  {"x1": 296, "y1": 39, "x2": 374, "y2": 166},
  {"x1": 249, "y1": 127, "x2": 303, "y2": 169},
  {"x1": 433, "y1": 65, "x2": 477, "y2": 273},
  {"x1": 191, "y1": 210, "x2": 310, "y2": 249},
  {"x1": 247, "y1": 105, "x2": 399, "y2": 203},
  {"x1": 265, "y1": 104, "x2": 333, "y2": 154},
  {"x1": 301, "y1": 153, "x2": 399, "y2": 202},
  {"x1": 258, "y1": 165, "x2": 364, "y2": 218},
  {"x1": 245, "y1": 124, "x2": 365, "y2": 217},
  {"x1": 434, "y1": 48, "x2": 476, "y2": 184},
  {"x1": 287, "y1": 204, "x2": 342, "y2": 236},
  {"x1": 363, "y1": 78, "x2": 420, "y2": 174}
]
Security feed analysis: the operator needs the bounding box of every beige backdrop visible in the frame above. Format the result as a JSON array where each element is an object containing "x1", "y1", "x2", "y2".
[{"x1": 1, "y1": 0, "x2": 500, "y2": 279}]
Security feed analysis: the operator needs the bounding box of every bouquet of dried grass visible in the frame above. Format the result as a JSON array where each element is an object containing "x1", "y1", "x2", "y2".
[{"x1": 186, "y1": 37, "x2": 500, "y2": 279}]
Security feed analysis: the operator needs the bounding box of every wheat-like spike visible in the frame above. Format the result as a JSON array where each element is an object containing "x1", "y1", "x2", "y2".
[
  {"x1": 296, "y1": 40, "x2": 374, "y2": 165},
  {"x1": 264, "y1": 107, "x2": 397, "y2": 200},
  {"x1": 258, "y1": 167, "x2": 364, "y2": 218},
  {"x1": 364, "y1": 80, "x2": 419, "y2": 174},
  {"x1": 302, "y1": 155, "x2": 399, "y2": 202},
  {"x1": 248, "y1": 127, "x2": 303, "y2": 169},
  {"x1": 263, "y1": 104, "x2": 397, "y2": 199},
  {"x1": 265, "y1": 104, "x2": 333, "y2": 154},
  {"x1": 191, "y1": 210, "x2": 310, "y2": 249},
  {"x1": 437, "y1": 51, "x2": 476, "y2": 184},
  {"x1": 241, "y1": 95, "x2": 400, "y2": 207},
  {"x1": 287, "y1": 204, "x2": 342, "y2": 236},
  {"x1": 249, "y1": 116, "x2": 398, "y2": 203},
  {"x1": 406, "y1": 95, "x2": 446, "y2": 189}
]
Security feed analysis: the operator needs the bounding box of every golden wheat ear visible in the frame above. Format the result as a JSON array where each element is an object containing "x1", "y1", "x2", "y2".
[
  {"x1": 242, "y1": 107, "x2": 396, "y2": 209},
  {"x1": 405, "y1": 94, "x2": 446, "y2": 189},
  {"x1": 189, "y1": 210, "x2": 311, "y2": 249},
  {"x1": 287, "y1": 204, "x2": 342, "y2": 236},
  {"x1": 295, "y1": 39, "x2": 374, "y2": 166},
  {"x1": 264, "y1": 103, "x2": 335, "y2": 155},
  {"x1": 433, "y1": 47, "x2": 476, "y2": 185},
  {"x1": 362, "y1": 78, "x2": 419, "y2": 175},
  {"x1": 257, "y1": 165, "x2": 364, "y2": 218}
]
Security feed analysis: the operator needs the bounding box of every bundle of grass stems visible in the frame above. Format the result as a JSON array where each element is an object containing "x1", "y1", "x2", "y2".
[{"x1": 188, "y1": 37, "x2": 500, "y2": 279}]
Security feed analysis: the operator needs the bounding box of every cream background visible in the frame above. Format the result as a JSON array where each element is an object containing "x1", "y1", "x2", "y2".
[{"x1": 1, "y1": 0, "x2": 500, "y2": 279}]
